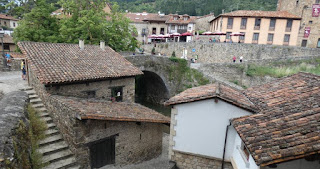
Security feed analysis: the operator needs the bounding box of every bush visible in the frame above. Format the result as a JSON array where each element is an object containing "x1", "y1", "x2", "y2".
[{"x1": 171, "y1": 51, "x2": 176, "y2": 57}]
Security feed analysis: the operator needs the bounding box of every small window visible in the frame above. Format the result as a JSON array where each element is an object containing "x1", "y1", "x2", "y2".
[
  {"x1": 160, "y1": 28, "x2": 164, "y2": 35},
  {"x1": 87, "y1": 91, "x2": 96, "y2": 98},
  {"x1": 171, "y1": 25, "x2": 175, "y2": 30},
  {"x1": 184, "y1": 17, "x2": 188, "y2": 21},
  {"x1": 4, "y1": 21, "x2": 6, "y2": 26},
  {"x1": 284, "y1": 34, "x2": 290, "y2": 45},
  {"x1": 152, "y1": 27, "x2": 156, "y2": 34},
  {"x1": 252, "y1": 33, "x2": 259, "y2": 43},
  {"x1": 254, "y1": 18, "x2": 261, "y2": 30},
  {"x1": 317, "y1": 38, "x2": 320, "y2": 48},
  {"x1": 286, "y1": 19, "x2": 293, "y2": 32},
  {"x1": 269, "y1": 19, "x2": 276, "y2": 31},
  {"x1": 3, "y1": 44, "x2": 10, "y2": 50},
  {"x1": 309, "y1": 20, "x2": 313, "y2": 24},
  {"x1": 301, "y1": 40, "x2": 307, "y2": 47},
  {"x1": 267, "y1": 33, "x2": 274, "y2": 44},
  {"x1": 227, "y1": 18, "x2": 233, "y2": 29},
  {"x1": 240, "y1": 18, "x2": 247, "y2": 29},
  {"x1": 174, "y1": 17, "x2": 178, "y2": 20},
  {"x1": 13, "y1": 22, "x2": 16, "y2": 27},
  {"x1": 111, "y1": 86, "x2": 123, "y2": 102}
]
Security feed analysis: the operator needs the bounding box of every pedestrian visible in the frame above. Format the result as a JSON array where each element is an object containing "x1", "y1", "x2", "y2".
[
  {"x1": 240, "y1": 56, "x2": 243, "y2": 63},
  {"x1": 21, "y1": 60, "x2": 26, "y2": 80},
  {"x1": 233, "y1": 56, "x2": 236, "y2": 63},
  {"x1": 5, "y1": 53, "x2": 11, "y2": 67}
]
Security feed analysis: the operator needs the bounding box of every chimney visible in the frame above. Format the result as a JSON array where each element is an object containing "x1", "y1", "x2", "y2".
[
  {"x1": 79, "y1": 39, "x2": 84, "y2": 50},
  {"x1": 100, "y1": 41, "x2": 105, "y2": 50}
]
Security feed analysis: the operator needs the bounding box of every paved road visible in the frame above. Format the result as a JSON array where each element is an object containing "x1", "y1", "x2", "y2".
[{"x1": 0, "y1": 71, "x2": 28, "y2": 94}]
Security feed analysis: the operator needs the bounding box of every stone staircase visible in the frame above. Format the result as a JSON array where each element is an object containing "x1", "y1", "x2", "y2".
[{"x1": 22, "y1": 87, "x2": 80, "y2": 169}]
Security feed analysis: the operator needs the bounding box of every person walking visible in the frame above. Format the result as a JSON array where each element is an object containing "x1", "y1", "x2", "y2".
[
  {"x1": 233, "y1": 56, "x2": 236, "y2": 63},
  {"x1": 240, "y1": 56, "x2": 243, "y2": 63},
  {"x1": 21, "y1": 60, "x2": 26, "y2": 80}
]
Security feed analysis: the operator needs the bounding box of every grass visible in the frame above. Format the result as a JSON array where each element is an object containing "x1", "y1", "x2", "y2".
[
  {"x1": 246, "y1": 60, "x2": 320, "y2": 78},
  {"x1": 11, "y1": 104, "x2": 47, "y2": 169}
]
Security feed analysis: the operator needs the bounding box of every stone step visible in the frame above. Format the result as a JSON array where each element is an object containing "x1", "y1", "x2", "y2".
[
  {"x1": 29, "y1": 94, "x2": 39, "y2": 99},
  {"x1": 42, "y1": 149, "x2": 73, "y2": 164},
  {"x1": 42, "y1": 156, "x2": 77, "y2": 169},
  {"x1": 45, "y1": 129, "x2": 59, "y2": 137},
  {"x1": 39, "y1": 134, "x2": 63, "y2": 147},
  {"x1": 25, "y1": 89, "x2": 36, "y2": 95},
  {"x1": 20, "y1": 86, "x2": 33, "y2": 91},
  {"x1": 41, "y1": 116, "x2": 53, "y2": 123},
  {"x1": 36, "y1": 107, "x2": 48, "y2": 112},
  {"x1": 30, "y1": 98, "x2": 42, "y2": 104},
  {"x1": 38, "y1": 141, "x2": 69, "y2": 156},
  {"x1": 47, "y1": 123, "x2": 56, "y2": 130},
  {"x1": 32, "y1": 103, "x2": 45, "y2": 109},
  {"x1": 40, "y1": 112, "x2": 50, "y2": 117}
]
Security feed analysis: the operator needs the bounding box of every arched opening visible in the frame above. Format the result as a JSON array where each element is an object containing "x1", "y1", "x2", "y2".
[{"x1": 135, "y1": 71, "x2": 170, "y2": 116}]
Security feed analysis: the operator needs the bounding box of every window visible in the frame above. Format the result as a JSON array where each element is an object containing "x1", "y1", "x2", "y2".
[
  {"x1": 301, "y1": 40, "x2": 307, "y2": 47},
  {"x1": 240, "y1": 18, "x2": 247, "y2": 29},
  {"x1": 226, "y1": 32, "x2": 232, "y2": 39},
  {"x1": 267, "y1": 33, "x2": 274, "y2": 44},
  {"x1": 254, "y1": 18, "x2": 261, "y2": 30},
  {"x1": 111, "y1": 86, "x2": 123, "y2": 102},
  {"x1": 317, "y1": 38, "x2": 320, "y2": 48},
  {"x1": 252, "y1": 33, "x2": 259, "y2": 43},
  {"x1": 183, "y1": 17, "x2": 188, "y2": 21},
  {"x1": 316, "y1": 0, "x2": 320, "y2": 4},
  {"x1": 4, "y1": 21, "x2": 6, "y2": 26},
  {"x1": 227, "y1": 18, "x2": 233, "y2": 29},
  {"x1": 174, "y1": 16, "x2": 178, "y2": 20},
  {"x1": 86, "y1": 91, "x2": 96, "y2": 98},
  {"x1": 3, "y1": 44, "x2": 10, "y2": 50},
  {"x1": 152, "y1": 27, "x2": 156, "y2": 34},
  {"x1": 171, "y1": 25, "x2": 175, "y2": 30},
  {"x1": 284, "y1": 34, "x2": 290, "y2": 45},
  {"x1": 141, "y1": 28, "x2": 147, "y2": 36},
  {"x1": 239, "y1": 32, "x2": 245, "y2": 42},
  {"x1": 269, "y1": 19, "x2": 276, "y2": 31},
  {"x1": 286, "y1": 19, "x2": 293, "y2": 32},
  {"x1": 13, "y1": 22, "x2": 15, "y2": 27},
  {"x1": 160, "y1": 28, "x2": 164, "y2": 35}
]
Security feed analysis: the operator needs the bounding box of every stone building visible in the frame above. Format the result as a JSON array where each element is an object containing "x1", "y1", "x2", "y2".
[
  {"x1": 165, "y1": 72, "x2": 320, "y2": 169},
  {"x1": 0, "y1": 14, "x2": 19, "y2": 29},
  {"x1": 0, "y1": 34, "x2": 16, "y2": 52},
  {"x1": 277, "y1": 0, "x2": 320, "y2": 48},
  {"x1": 210, "y1": 10, "x2": 301, "y2": 46},
  {"x1": 18, "y1": 41, "x2": 170, "y2": 168}
]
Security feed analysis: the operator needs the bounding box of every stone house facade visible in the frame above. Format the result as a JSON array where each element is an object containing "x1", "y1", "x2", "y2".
[
  {"x1": 165, "y1": 72, "x2": 320, "y2": 169},
  {"x1": 0, "y1": 14, "x2": 19, "y2": 29},
  {"x1": 210, "y1": 10, "x2": 301, "y2": 46},
  {"x1": 277, "y1": 0, "x2": 320, "y2": 48},
  {"x1": 18, "y1": 41, "x2": 170, "y2": 168}
]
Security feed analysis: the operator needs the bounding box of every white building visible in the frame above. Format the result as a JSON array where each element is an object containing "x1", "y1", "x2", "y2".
[{"x1": 165, "y1": 72, "x2": 320, "y2": 169}]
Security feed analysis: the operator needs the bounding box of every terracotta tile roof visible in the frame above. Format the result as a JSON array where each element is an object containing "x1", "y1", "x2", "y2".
[
  {"x1": 232, "y1": 72, "x2": 320, "y2": 166},
  {"x1": 211, "y1": 10, "x2": 301, "y2": 22},
  {"x1": 18, "y1": 41, "x2": 143, "y2": 85},
  {"x1": 0, "y1": 14, "x2": 19, "y2": 21},
  {"x1": 126, "y1": 12, "x2": 160, "y2": 23},
  {"x1": 143, "y1": 15, "x2": 169, "y2": 22},
  {"x1": 53, "y1": 95, "x2": 170, "y2": 124},
  {"x1": 164, "y1": 83, "x2": 256, "y2": 111}
]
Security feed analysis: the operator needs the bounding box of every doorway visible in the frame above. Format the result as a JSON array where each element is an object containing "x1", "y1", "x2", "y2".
[{"x1": 90, "y1": 136, "x2": 116, "y2": 168}]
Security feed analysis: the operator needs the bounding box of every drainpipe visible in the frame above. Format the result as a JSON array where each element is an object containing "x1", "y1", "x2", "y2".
[{"x1": 221, "y1": 121, "x2": 232, "y2": 169}]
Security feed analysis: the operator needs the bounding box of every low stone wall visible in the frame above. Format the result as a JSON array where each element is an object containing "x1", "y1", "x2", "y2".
[
  {"x1": 172, "y1": 151, "x2": 233, "y2": 169},
  {"x1": 142, "y1": 42, "x2": 320, "y2": 64}
]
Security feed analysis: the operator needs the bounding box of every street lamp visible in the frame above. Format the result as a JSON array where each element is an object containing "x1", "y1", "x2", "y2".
[{"x1": 0, "y1": 33, "x2": 5, "y2": 68}]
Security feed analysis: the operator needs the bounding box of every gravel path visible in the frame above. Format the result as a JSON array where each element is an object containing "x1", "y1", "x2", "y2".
[
  {"x1": 0, "y1": 71, "x2": 28, "y2": 94},
  {"x1": 100, "y1": 133, "x2": 174, "y2": 169}
]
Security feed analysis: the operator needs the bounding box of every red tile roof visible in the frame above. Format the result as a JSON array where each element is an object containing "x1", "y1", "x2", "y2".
[
  {"x1": 53, "y1": 95, "x2": 170, "y2": 124},
  {"x1": 3, "y1": 34, "x2": 14, "y2": 44},
  {"x1": 165, "y1": 15, "x2": 198, "y2": 24},
  {"x1": 0, "y1": 14, "x2": 19, "y2": 21},
  {"x1": 232, "y1": 72, "x2": 320, "y2": 166},
  {"x1": 126, "y1": 12, "x2": 160, "y2": 23},
  {"x1": 164, "y1": 83, "x2": 256, "y2": 111},
  {"x1": 211, "y1": 10, "x2": 301, "y2": 22},
  {"x1": 18, "y1": 41, "x2": 143, "y2": 85}
]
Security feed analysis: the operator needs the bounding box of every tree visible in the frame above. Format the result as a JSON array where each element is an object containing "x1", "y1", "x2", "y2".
[
  {"x1": 58, "y1": 0, "x2": 138, "y2": 51},
  {"x1": 13, "y1": 0, "x2": 60, "y2": 43}
]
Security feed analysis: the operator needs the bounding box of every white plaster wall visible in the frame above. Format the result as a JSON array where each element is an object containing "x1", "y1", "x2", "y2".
[
  {"x1": 9, "y1": 20, "x2": 18, "y2": 29},
  {"x1": 231, "y1": 132, "x2": 260, "y2": 169},
  {"x1": 262, "y1": 158, "x2": 320, "y2": 169},
  {"x1": 173, "y1": 98, "x2": 252, "y2": 161}
]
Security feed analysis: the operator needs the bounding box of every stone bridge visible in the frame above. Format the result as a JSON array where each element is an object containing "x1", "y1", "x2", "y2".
[{"x1": 125, "y1": 55, "x2": 180, "y2": 104}]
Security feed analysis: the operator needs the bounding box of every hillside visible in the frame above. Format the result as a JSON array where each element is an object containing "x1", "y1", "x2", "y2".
[{"x1": 111, "y1": 0, "x2": 278, "y2": 16}]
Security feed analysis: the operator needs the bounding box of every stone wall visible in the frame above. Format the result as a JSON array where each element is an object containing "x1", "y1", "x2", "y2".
[
  {"x1": 46, "y1": 77, "x2": 136, "y2": 102},
  {"x1": 142, "y1": 42, "x2": 320, "y2": 63},
  {"x1": 172, "y1": 151, "x2": 233, "y2": 169},
  {"x1": 194, "y1": 14, "x2": 215, "y2": 32}
]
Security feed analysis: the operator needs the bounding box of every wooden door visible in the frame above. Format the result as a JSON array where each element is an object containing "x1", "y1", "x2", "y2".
[{"x1": 90, "y1": 136, "x2": 115, "y2": 168}]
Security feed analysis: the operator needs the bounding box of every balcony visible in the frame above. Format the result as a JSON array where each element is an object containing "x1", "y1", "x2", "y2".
[
  {"x1": 285, "y1": 27, "x2": 292, "y2": 32},
  {"x1": 254, "y1": 26, "x2": 260, "y2": 30},
  {"x1": 177, "y1": 29, "x2": 187, "y2": 34},
  {"x1": 269, "y1": 27, "x2": 275, "y2": 31}
]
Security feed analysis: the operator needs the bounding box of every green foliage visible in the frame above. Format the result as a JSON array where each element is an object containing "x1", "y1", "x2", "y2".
[
  {"x1": 171, "y1": 51, "x2": 176, "y2": 57},
  {"x1": 111, "y1": 0, "x2": 277, "y2": 16},
  {"x1": 12, "y1": 104, "x2": 47, "y2": 169},
  {"x1": 13, "y1": 0, "x2": 60, "y2": 43}
]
